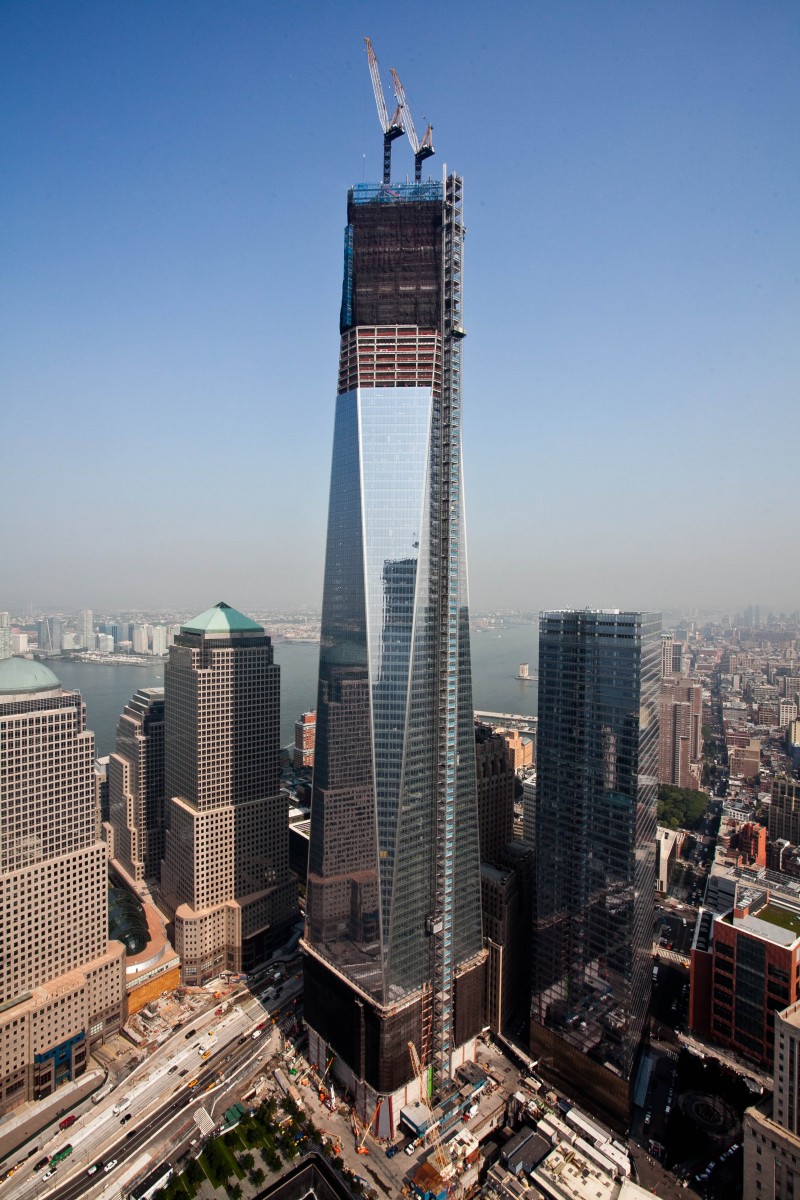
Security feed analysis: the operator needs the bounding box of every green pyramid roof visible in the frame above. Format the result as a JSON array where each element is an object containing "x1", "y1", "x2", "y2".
[
  {"x1": 0, "y1": 656, "x2": 61, "y2": 695},
  {"x1": 181, "y1": 601, "x2": 263, "y2": 636}
]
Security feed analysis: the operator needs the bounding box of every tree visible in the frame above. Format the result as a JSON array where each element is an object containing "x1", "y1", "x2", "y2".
[
  {"x1": 249, "y1": 1167, "x2": 266, "y2": 1187},
  {"x1": 240, "y1": 1152, "x2": 254, "y2": 1172},
  {"x1": 658, "y1": 785, "x2": 708, "y2": 831},
  {"x1": 186, "y1": 1159, "x2": 204, "y2": 1187},
  {"x1": 227, "y1": 1185, "x2": 242, "y2": 1200}
]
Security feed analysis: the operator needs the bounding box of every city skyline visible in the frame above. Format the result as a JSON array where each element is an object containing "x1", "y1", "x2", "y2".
[{"x1": 2, "y1": 2, "x2": 798, "y2": 613}]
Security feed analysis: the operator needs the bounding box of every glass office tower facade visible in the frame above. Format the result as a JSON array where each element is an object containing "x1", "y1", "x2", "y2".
[
  {"x1": 530, "y1": 610, "x2": 660, "y2": 1124},
  {"x1": 303, "y1": 179, "x2": 485, "y2": 1129}
]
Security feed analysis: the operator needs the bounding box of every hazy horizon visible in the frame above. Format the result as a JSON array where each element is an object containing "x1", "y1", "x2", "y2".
[{"x1": 2, "y1": 2, "x2": 798, "y2": 614}]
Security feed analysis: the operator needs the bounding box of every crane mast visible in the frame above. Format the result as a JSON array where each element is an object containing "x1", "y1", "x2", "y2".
[{"x1": 364, "y1": 36, "x2": 404, "y2": 184}]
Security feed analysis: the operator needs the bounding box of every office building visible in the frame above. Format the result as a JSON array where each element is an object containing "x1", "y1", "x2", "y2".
[
  {"x1": 151, "y1": 625, "x2": 167, "y2": 656},
  {"x1": 475, "y1": 723, "x2": 515, "y2": 865},
  {"x1": 0, "y1": 657, "x2": 125, "y2": 1114},
  {"x1": 690, "y1": 891, "x2": 800, "y2": 1070},
  {"x1": 293, "y1": 710, "x2": 316, "y2": 770},
  {"x1": 160, "y1": 602, "x2": 297, "y2": 984},
  {"x1": 769, "y1": 777, "x2": 800, "y2": 848},
  {"x1": 302, "y1": 156, "x2": 485, "y2": 1133},
  {"x1": 744, "y1": 998, "x2": 800, "y2": 1197},
  {"x1": 530, "y1": 610, "x2": 660, "y2": 1124},
  {"x1": 108, "y1": 687, "x2": 166, "y2": 883},
  {"x1": 11, "y1": 633, "x2": 28, "y2": 655},
  {"x1": 37, "y1": 615, "x2": 62, "y2": 653},
  {"x1": 0, "y1": 613, "x2": 11, "y2": 660}
]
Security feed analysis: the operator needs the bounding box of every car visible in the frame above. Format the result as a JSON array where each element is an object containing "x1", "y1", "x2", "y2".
[
  {"x1": 126, "y1": 1130, "x2": 136, "y2": 1138},
  {"x1": 179, "y1": 1068, "x2": 189, "y2": 1077},
  {"x1": 34, "y1": 1158, "x2": 49, "y2": 1172},
  {"x1": 188, "y1": 1078, "x2": 198, "y2": 1088},
  {"x1": 87, "y1": 1162, "x2": 104, "y2": 1176},
  {"x1": 121, "y1": 1113, "x2": 132, "y2": 1123},
  {"x1": 168, "y1": 1065, "x2": 178, "y2": 1074},
  {"x1": 42, "y1": 1169, "x2": 56, "y2": 1180},
  {"x1": 58, "y1": 1114, "x2": 77, "y2": 1130},
  {"x1": 385, "y1": 1145, "x2": 399, "y2": 1158},
  {"x1": 104, "y1": 1159, "x2": 118, "y2": 1172},
  {"x1": 238, "y1": 1036, "x2": 247, "y2": 1044},
  {"x1": 200, "y1": 1050, "x2": 211, "y2": 1060},
  {"x1": 184, "y1": 1028, "x2": 196, "y2": 1039}
]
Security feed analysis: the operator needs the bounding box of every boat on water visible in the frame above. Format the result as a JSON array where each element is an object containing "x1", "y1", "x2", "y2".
[{"x1": 516, "y1": 662, "x2": 537, "y2": 682}]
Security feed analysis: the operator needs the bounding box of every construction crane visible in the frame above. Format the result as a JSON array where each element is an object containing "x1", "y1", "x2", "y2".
[
  {"x1": 364, "y1": 36, "x2": 404, "y2": 184},
  {"x1": 355, "y1": 1100, "x2": 380, "y2": 1154},
  {"x1": 389, "y1": 68, "x2": 435, "y2": 183},
  {"x1": 408, "y1": 1041, "x2": 450, "y2": 1178}
]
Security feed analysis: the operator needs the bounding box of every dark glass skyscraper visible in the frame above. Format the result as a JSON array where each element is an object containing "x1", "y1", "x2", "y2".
[
  {"x1": 530, "y1": 610, "x2": 660, "y2": 1125},
  {"x1": 302, "y1": 177, "x2": 485, "y2": 1133}
]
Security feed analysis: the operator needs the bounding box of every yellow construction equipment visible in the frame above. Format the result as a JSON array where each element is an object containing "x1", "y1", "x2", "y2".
[
  {"x1": 356, "y1": 1100, "x2": 381, "y2": 1154},
  {"x1": 408, "y1": 1041, "x2": 450, "y2": 1177}
]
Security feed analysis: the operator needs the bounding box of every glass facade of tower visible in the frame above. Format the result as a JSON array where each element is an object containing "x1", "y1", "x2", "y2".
[
  {"x1": 531, "y1": 610, "x2": 660, "y2": 1086},
  {"x1": 304, "y1": 179, "x2": 484, "y2": 1084}
]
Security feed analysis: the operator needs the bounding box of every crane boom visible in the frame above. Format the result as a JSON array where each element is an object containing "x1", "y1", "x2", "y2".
[
  {"x1": 364, "y1": 36, "x2": 388, "y2": 130},
  {"x1": 364, "y1": 36, "x2": 404, "y2": 184},
  {"x1": 408, "y1": 1041, "x2": 451, "y2": 1179},
  {"x1": 390, "y1": 68, "x2": 435, "y2": 182}
]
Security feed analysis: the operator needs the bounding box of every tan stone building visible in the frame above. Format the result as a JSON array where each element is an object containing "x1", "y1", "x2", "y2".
[
  {"x1": 0, "y1": 657, "x2": 125, "y2": 1115},
  {"x1": 744, "y1": 998, "x2": 800, "y2": 1198},
  {"x1": 160, "y1": 603, "x2": 297, "y2": 985}
]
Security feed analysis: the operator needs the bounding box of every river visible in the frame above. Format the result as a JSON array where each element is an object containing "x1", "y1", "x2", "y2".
[{"x1": 50, "y1": 623, "x2": 538, "y2": 758}]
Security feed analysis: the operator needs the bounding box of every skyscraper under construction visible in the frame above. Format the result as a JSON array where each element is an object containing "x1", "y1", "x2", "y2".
[{"x1": 302, "y1": 47, "x2": 485, "y2": 1135}]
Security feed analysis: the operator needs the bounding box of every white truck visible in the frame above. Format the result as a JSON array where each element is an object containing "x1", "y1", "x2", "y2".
[{"x1": 112, "y1": 1096, "x2": 131, "y2": 1116}]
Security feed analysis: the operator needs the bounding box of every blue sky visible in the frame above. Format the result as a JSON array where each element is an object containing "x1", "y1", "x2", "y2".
[{"x1": 2, "y1": 1, "x2": 798, "y2": 615}]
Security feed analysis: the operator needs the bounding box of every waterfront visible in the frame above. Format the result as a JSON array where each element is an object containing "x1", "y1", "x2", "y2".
[{"x1": 48, "y1": 623, "x2": 538, "y2": 757}]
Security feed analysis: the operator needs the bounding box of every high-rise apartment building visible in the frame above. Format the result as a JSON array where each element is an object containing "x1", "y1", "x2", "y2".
[
  {"x1": 530, "y1": 610, "x2": 660, "y2": 1124},
  {"x1": 133, "y1": 624, "x2": 149, "y2": 654},
  {"x1": 160, "y1": 603, "x2": 297, "y2": 984},
  {"x1": 151, "y1": 625, "x2": 167, "y2": 656},
  {"x1": 80, "y1": 608, "x2": 94, "y2": 651},
  {"x1": 0, "y1": 613, "x2": 11, "y2": 660},
  {"x1": 658, "y1": 678, "x2": 703, "y2": 789},
  {"x1": 302, "y1": 167, "x2": 485, "y2": 1134},
  {"x1": 293, "y1": 710, "x2": 316, "y2": 770},
  {"x1": 0, "y1": 657, "x2": 125, "y2": 1113},
  {"x1": 108, "y1": 687, "x2": 166, "y2": 882}
]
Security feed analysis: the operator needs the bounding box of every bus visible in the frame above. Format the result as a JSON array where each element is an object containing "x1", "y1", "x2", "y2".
[{"x1": 50, "y1": 1145, "x2": 73, "y2": 1165}]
